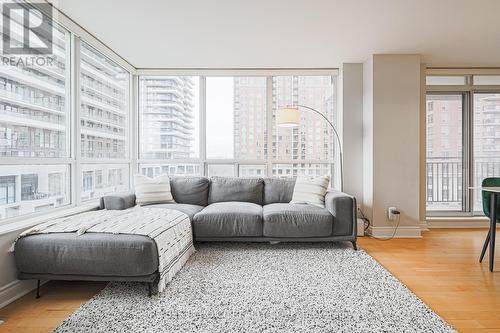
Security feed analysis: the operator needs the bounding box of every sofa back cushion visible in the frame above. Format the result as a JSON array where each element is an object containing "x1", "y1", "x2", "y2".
[
  {"x1": 209, "y1": 177, "x2": 264, "y2": 205},
  {"x1": 170, "y1": 176, "x2": 209, "y2": 206},
  {"x1": 290, "y1": 175, "x2": 330, "y2": 208},
  {"x1": 133, "y1": 174, "x2": 175, "y2": 205},
  {"x1": 263, "y1": 178, "x2": 296, "y2": 205}
]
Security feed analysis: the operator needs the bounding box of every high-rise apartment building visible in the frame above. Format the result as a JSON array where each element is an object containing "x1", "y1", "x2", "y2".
[
  {"x1": 271, "y1": 76, "x2": 337, "y2": 178},
  {"x1": 139, "y1": 77, "x2": 200, "y2": 177},
  {"x1": 232, "y1": 76, "x2": 337, "y2": 178},
  {"x1": 233, "y1": 77, "x2": 267, "y2": 161},
  {"x1": 79, "y1": 42, "x2": 130, "y2": 201},
  {"x1": 0, "y1": 19, "x2": 69, "y2": 219},
  {"x1": 0, "y1": 21, "x2": 129, "y2": 218}
]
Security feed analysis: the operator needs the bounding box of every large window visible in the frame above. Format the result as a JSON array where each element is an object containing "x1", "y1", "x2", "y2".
[
  {"x1": 272, "y1": 76, "x2": 337, "y2": 178},
  {"x1": 0, "y1": 165, "x2": 69, "y2": 220},
  {"x1": 139, "y1": 76, "x2": 200, "y2": 177},
  {"x1": 0, "y1": 2, "x2": 132, "y2": 223},
  {"x1": 426, "y1": 93, "x2": 464, "y2": 212},
  {"x1": 426, "y1": 74, "x2": 500, "y2": 216},
  {"x1": 473, "y1": 93, "x2": 500, "y2": 211},
  {"x1": 139, "y1": 76, "x2": 199, "y2": 160},
  {"x1": 79, "y1": 43, "x2": 130, "y2": 201},
  {"x1": 206, "y1": 77, "x2": 267, "y2": 160},
  {"x1": 0, "y1": 7, "x2": 71, "y2": 220},
  {"x1": 138, "y1": 73, "x2": 339, "y2": 182}
]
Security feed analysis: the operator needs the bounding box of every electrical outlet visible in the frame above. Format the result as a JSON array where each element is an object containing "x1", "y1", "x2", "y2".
[{"x1": 356, "y1": 204, "x2": 363, "y2": 216}]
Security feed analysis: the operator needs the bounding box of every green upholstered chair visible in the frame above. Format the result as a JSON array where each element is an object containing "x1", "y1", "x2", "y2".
[{"x1": 479, "y1": 177, "x2": 500, "y2": 263}]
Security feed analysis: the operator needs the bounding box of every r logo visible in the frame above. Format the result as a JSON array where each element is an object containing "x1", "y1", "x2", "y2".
[{"x1": 2, "y1": 2, "x2": 53, "y2": 55}]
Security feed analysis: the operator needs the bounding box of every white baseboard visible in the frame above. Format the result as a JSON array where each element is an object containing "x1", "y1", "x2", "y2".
[
  {"x1": 0, "y1": 279, "x2": 44, "y2": 309},
  {"x1": 427, "y1": 220, "x2": 490, "y2": 228},
  {"x1": 367, "y1": 226, "x2": 422, "y2": 238},
  {"x1": 419, "y1": 220, "x2": 430, "y2": 231}
]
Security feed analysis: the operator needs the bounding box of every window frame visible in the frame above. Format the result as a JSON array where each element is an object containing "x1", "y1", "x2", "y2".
[
  {"x1": 0, "y1": 3, "x2": 135, "y2": 228},
  {"x1": 136, "y1": 69, "x2": 340, "y2": 186},
  {"x1": 426, "y1": 72, "x2": 500, "y2": 217},
  {"x1": 77, "y1": 41, "x2": 132, "y2": 204},
  {"x1": 425, "y1": 91, "x2": 469, "y2": 216}
]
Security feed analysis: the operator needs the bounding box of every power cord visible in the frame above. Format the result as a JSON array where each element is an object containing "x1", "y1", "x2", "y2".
[
  {"x1": 358, "y1": 208, "x2": 402, "y2": 241},
  {"x1": 357, "y1": 208, "x2": 371, "y2": 232}
]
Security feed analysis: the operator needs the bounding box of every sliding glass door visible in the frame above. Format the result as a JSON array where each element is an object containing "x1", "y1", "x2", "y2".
[
  {"x1": 426, "y1": 74, "x2": 500, "y2": 217},
  {"x1": 426, "y1": 92, "x2": 467, "y2": 212},
  {"x1": 473, "y1": 93, "x2": 500, "y2": 212}
]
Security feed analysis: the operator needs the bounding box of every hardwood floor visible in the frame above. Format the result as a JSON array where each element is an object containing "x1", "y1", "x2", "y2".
[
  {"x1": 360, "y1": 228, "x2": 500, "y2": 333},
  {"x1": 0, "y1": 228, "x2": 498, "y2": 333}
]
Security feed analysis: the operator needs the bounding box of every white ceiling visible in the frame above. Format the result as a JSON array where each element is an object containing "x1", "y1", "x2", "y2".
[{"x1": 51, "y1": 0, "x2": 500, "y2": 69}]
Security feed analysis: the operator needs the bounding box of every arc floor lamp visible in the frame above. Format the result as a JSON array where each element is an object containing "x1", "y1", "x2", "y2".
[{"x1": 276, "y1": 105, "x2": 343, "y2": 191}]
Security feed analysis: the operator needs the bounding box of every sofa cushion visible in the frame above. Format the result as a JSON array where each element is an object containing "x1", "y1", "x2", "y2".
[
  {"x1": 134, "y1": 174, "x2": 175, "y2": 205},
  {"x1": 208, "y1": 177, "x2": 264, "y2": 205},
  {"x1": 170, "y1": 176, "x2": 209, "y2": 206},
  {"x1": 263, "y1": 178, "x2": 296, "y2": 205},
  {"x1": 145, "y1": 203, "x2": 204, "y2": 220},
  {"x1": 193, "y1": 202, "x2": 263, "y2": 237},
  {"x1": 101, "y1": 192, "x2": 136, "y2": 210},
  {"x1": 290, "y1": 175, "x2": 330, "y2": 208},
  {"x1": 15, "y1": 233, "x2": 158, "y2": 277},
  {"x1": 263, "y1": 203, "x2": 333, "y2": 237}
]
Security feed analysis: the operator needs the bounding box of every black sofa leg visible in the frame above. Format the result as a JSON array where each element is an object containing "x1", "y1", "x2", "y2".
[
  {"x1": 351, "y1": 241, "x2": 358, "y2": 251},
  {"x1": 35, "y1": 280, "x2": 41, "y2": 299},
  {"x1": 148, "y1": 282, "x2": 153, "y2": 297}
]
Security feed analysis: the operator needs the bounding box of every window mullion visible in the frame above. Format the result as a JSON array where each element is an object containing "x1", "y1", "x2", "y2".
[
  {"x1": 131, "y1": 74, "x2": 139, "y2": 180},
  {"x1": 71, "y1": 36, "x2": 82, "y2": 205},
  {"x1": 200, "y1": 76, "x2": 207, "y2": 176},
  {"x1": 266, "y1": 76, "x2": 273, "y2": 177},
  {"x1": 466, "y1": 90, "x2": 474, "y2": 214},
  {"x1": 72, "y1": 34, "x2": 81, "y2": 206}
]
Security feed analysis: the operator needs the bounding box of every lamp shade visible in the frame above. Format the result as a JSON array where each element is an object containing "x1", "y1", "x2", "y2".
[{"x1": 276, "y1": 106, "x2": 300, "y2": 127}]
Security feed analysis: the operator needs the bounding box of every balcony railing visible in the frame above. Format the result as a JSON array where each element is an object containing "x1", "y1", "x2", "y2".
[{"x1": 426, "y1": 158, "x2": 500, "y2": 211}]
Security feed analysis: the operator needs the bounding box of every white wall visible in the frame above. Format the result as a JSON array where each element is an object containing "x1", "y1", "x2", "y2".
[
  {"x1": 363, "y1": 54, "x2": 422, "y2": 237},
  {"x1": 342, "y1": 63, "x2": 364, "y2": 204},
  {"x1": 362, "y1": 58, "x2": 374, "y2": 222}
]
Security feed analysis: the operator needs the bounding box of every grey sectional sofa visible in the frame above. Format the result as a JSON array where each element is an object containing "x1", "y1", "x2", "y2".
[
  {"x1": 14, "y1": 176, "x2": 356, "y2": 297},
  {"x1": 102, "y1": 176, "x2": 357, "y2": 246}
]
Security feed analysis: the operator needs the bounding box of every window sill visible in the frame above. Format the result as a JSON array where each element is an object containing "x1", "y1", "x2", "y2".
[
  {"x1": 426, "y1": 216, "x2": 490, "y2": 228},
  {"x1": 427, "y1": 216, "x2": 488, "y2": 222},
  {"x1": 0, "y1": 204, "x2": 100, "y2": 236}
]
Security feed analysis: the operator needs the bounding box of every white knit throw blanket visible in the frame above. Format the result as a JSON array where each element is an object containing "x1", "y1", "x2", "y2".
[{"x1": 12, "y1": 207, "x2": 195, "y2": 293}]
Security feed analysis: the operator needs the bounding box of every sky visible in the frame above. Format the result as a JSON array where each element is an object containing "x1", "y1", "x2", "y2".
[{"x1": 206, "y1": 77, "x2": 235, "y2": 159}]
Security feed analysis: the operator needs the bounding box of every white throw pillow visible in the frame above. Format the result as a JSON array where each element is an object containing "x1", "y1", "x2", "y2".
[
  {"x1": 290, "y1": 175, "x2": 330, "y2": 208},
  {"x1": 133, "y1": 174, "x2": 175, "y2": 206}
]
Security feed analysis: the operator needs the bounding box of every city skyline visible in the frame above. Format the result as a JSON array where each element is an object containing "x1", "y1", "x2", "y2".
[{"x1": 139, "y1": 75, "x2": 338, "y2": 179}]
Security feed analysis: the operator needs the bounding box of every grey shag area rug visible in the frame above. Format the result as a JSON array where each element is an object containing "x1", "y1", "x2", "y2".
[{"x1": 53, "y1": 243, "x2": 456, "y2": 333}]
